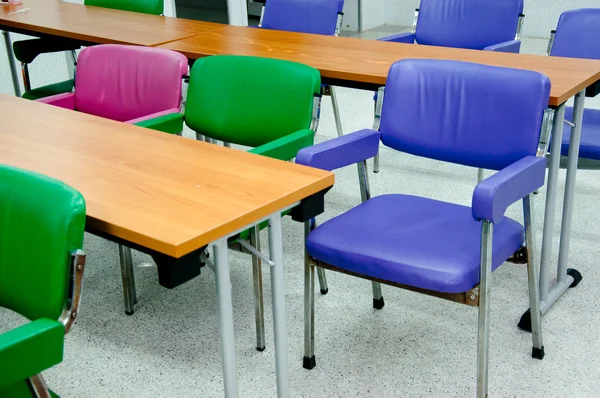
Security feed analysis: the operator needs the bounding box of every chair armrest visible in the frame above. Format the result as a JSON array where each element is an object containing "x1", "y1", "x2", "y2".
[
  {"x1": 377, "y1": 32, "x2": 415, "y2": 44},
  {"x1": 0, "y1": 319, "x2": 64, "y2": 388},
  {"x1": 472, "y1": 156, "x2": 546, "y2": 224},
  {"x1": 129, "y1": 109, "x2": 184, "y2": 135},
  {"x1": 13, "y1": 38, "x2": 80, "y2": 64},
  {"x1": 484, "y1": 40, "x2": 521, "y2": 53},
  {"x1": 249, "y1": 129, "x2": 315, "y2": 161},
  {"x1": 296, "y1": 129, "x2": 380, "y2": 171},
  {"x1": 37, "y1": 92, "x2": 75, "y2": 110}
]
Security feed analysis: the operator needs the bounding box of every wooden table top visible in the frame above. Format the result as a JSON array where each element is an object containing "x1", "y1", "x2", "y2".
[
  {"x1": 159, "y1": 25, "x2": 600, "y2": 106},
  {"x1": 0, "y1": 0, "x2": 222, "y2": 47},
  {"x1": 0, "y1": 95, "x2": 334, "y2": 257}
]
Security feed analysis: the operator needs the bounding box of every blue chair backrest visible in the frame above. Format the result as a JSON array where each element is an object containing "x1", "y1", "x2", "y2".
[
  {"x1": 261, "y1": 0, "x2": 344, "y2": 35},
  {"x1": 551, "y1": 8, "x2": 600, "y2": 60},
  {"x1": 416, "y1": 0, "x2": 523, "y2": 49},
  {"x1": 379, "y1": 59, "x2": 550, "y2": 171}
]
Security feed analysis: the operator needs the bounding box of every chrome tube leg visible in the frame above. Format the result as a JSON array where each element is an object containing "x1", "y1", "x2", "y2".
[
  {"x1": 21, "y1": 63, "x2": 31, "y2": 92},
  {"x1": 303, "y1": 221, "x2": 316, "y2": 370},
  {"x1": 118, "y1": 245, "x2": 137, "y2": 315},
  {"x1": 249, "y1": 226, "x2": 266, "y2": 352},
  {"x1": 2, "y1": 31, "x2": 22, "y2": 96},
  {"x1": 316, "y1": 267, "x2": 328, "y2": 294},
  {"x1": 539, "y1": 104, "x2": 566, "y2": 302},
  {"x1": 373, "y1": 151, "x2": 380, "y2": 173},
  {"x1": 556, "y1": 90, "x2": 585, "y2": 285},
  {"x1": 476, "y1": 221, "x2": 493, "y2": 398},
  {"x1": 477, "y1": 168, "x2": 485, "y2": 183},
  {"x1": 268, "y1": 213, "x2": 290, "y2": 397},
  {"x1": 214, "y1": 238, "x2": 239, "y2": 398},
  {"x1": 524, "y1": 195, "x2": 545, "y2": 359},
  {"x1": 329, "y1": 86, "x2": 344, "y2": 137},
  {"x1": 27, "y1": 374, "x2": 51, "y2": 398},
  {"x1": 372, "y1": 282, "x2": 384, "y2": 309}
]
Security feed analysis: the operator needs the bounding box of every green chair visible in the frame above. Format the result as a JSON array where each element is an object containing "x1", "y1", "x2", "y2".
[
  {"x1": 119, "y1": 54, "x2": 325, "y2": 351},
  {"x1": 0, "y1": 165, "x2": 86, "y2": 398},
  {"x1": 13, "y1": 0, "x2": 164, "y2": 100}
]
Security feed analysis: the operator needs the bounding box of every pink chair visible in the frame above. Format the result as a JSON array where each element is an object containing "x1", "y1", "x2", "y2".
[
  {"x1": 38, "y1": 44, "x2": 188, "y2": 134},
  {"x1": 38, "y1": 44, "x2": 188, "y2": 315}
]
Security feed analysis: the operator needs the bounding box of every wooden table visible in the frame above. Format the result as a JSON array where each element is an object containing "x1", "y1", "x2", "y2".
[
  {"x1": 0, "y1": 0, "x2": 222, "y2": 96},
  {"x1": 161, "y1": 25, "x2": 600, "y2": 325},
  {"x1": 159, "y1": 25, "x2": 600, "y2": 106},
  {"x1": 0, "y1": 94, "x2": 334, "y2": 398}
]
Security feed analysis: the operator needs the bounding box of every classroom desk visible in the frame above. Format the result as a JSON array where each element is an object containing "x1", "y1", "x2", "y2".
[
  {"x1": 160, "y1": 26, "x2": 600, "y2": 325},
  {"x1": 0, "y1": 0, "x2": 222, "y2": 95},
  {"x1": 0, "y1": 94, "x2": 334, "y2": 398}
]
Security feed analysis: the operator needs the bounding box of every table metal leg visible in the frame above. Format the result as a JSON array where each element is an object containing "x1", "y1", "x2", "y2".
[
  {"x1": 268, "y1": 213, "x2": 290, "y2": 398},
  {"x1": 554, "y1": 91, "x2": 585, "y2": 286},
  {"x1": 2, "y1": 31, "x2": 22, "y2": 97},
  {"x1": 214, "y1": 238, "x2": 239, "y2": 398},
  {"x1": 538, "y1": 104, "x2": 566, "y2": 306}
]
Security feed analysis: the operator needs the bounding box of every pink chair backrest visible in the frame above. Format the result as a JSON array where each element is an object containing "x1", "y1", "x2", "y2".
[{"x1": 74, "y1": 45, "x2": 188, "y2": 122}]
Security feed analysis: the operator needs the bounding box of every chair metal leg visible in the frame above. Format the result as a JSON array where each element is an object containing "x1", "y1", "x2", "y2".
[
  {"x1": 329, "y1": 86, "x2": 344, "y2": 137},
  {"x1": 477, "y1": 221, "x2": 493, "y2": 398},
  {"x1": 373, "y1": 152, "x2": 380, "y2": 173},
  {"x1": 118, "y1": 244, "x2": 137, "y2": 315},
  {"x1": 21, "y1": 63, "x2": 32, "y2": 93},
  {"x1": 303, "y1": 221, "x2": 316, "y2": 369},
  {"x1": 3, "y1": 31, "x2": 21, "y2": 96},
  {"x1": 249, "y1": 226, "x2": 266, "y2": 352},
  {"x1": 316, "y1": 267, "x2": 329, "y2": 294},
  {"x1": 477, "y1": 168, "x2": 484, "y2": 183},
  {"x1": 372, "y1": 282, "x2": 384, "y2": 309},
  {"x1": 27, "y1": 374, "x2": 51, "y2": 398},
  {"x1": 524, "y1": 194, "x2": 545, "y2": 359}
]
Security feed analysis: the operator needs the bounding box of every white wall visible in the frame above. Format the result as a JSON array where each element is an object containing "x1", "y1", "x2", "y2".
[
  {"x1": 361, "y1": 0, "x2": 387, "y2": 31},
  {"x1": 385, "y1": 0, "x2": 600, "y2": 38}
]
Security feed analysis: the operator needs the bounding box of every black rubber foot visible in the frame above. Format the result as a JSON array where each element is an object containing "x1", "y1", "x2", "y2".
[
  {"x1": 125, "y1": 310, "x2": 134, "y2": 316},
  {"x1": 373, "y1": 170, "x2": 379, "y2": 174},
  {"x1": 518, "y1": 309, "x2": 532, "y2": 332},
  {"x1": 303, "y1": 356, "x2": 316, "y2": 370},
  {"x1": 256, "y1": 346, "x2": 266, "y2": 352},
  {"x1": 373, "y1": 297, "x2": 385, "y2": 310},
  {"x1": 532, "y1": 346, "x2": 545, "y2": 360},
  {"x1": 567, "y1": 268, "x2": 582, "y2": 288},
  {"x1": 320, "y1": 288, "x2": 329, "y2": 295}
]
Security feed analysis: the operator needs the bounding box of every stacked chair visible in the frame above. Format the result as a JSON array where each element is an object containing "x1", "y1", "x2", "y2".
[
  {"x1": 0, "y1": 165, "x2": 86, "y2": 398},
  {"x1": 297, "y1": 59, "x2": 549, "y2": 397}
]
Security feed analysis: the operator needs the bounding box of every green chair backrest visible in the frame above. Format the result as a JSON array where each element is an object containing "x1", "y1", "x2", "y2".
[
  {"x1": 185, "y1": 55, "x2": 321, "y2": 148},
  {"x1": 84, "y1": 0, "x2": 164, "y2": 15},
  {"x1": 0, "y1": 166, "x2": 86, "y2": 321}
]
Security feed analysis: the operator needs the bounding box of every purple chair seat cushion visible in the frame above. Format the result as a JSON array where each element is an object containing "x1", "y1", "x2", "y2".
[
  {"x1": 306, "y1": 194, "x2": 524, "y2": 293},
  {"x1": 562, "y1": 107, "x2": 600, "y2": 160}
]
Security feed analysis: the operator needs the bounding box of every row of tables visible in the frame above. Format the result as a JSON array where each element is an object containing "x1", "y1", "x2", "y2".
[{"x1": 2, "y1": 1, "x2": 600, "y2": 397}]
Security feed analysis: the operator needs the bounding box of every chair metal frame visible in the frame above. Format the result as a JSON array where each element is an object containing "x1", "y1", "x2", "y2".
[
  {"x1": 20, "y1": 249, "x2": 87, "y2": 398},
  {"x1": 303, "y1": 88, "x2": 547, "y2": 397}
]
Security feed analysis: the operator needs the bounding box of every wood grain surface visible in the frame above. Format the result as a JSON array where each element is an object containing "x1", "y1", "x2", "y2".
[
  {"x1": 160, "y1": 25, "x2": 600, "y2": 106},
  {"x1": 0, "y1": 95, "x2": 334, "y2": 257},
  {"x1": 0, "y1": 0, "x2": 222, "y2": 46}
]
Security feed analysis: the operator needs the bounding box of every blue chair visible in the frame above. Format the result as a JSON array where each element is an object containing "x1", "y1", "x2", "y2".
[
  {"x1": 258, "y1": 0, "x2": 345, "y2": 139},
  {"x1": 374, "y1": 0, "x2": 525, "y2": 173},
  {"x1": 297, "y1": 59, "x2": 549, "y2": 397},
  {"x1": 547, "y1": 8, "x2": 600, "y2": 169}
]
